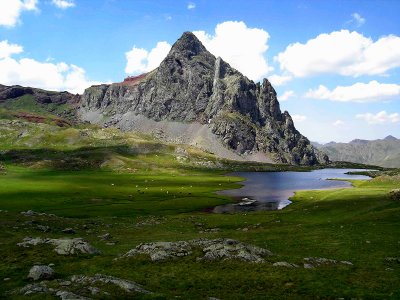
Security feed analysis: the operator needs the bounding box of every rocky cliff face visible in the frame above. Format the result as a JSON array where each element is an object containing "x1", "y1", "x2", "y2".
[{"x1": 79, "y1": 32, "x2": 328, "y2": 165}]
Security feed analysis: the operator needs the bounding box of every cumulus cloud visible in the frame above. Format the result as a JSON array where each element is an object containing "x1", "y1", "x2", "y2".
[
  {"x1": 0, "y1": 40, "x2": 100, "y2": 94},
  {"x1": 279, "y1": 90, "x2": 295, "y2": 101},
  {"x1": 275, "y1": 30, "x2": 400, "y2": 77},
  {"x1": 0, "y1": 40, "x2": 23, "y2": 59},
  {"x1": 333, "y1": 120, "x2": 345, "y2": 127},
  {"x1": 356, "y1": 111, "x2": 400, "y2": 124},
  {"x1": 292, "y1": 114, "x2": 307, "y2": 122},
  {"x1": 0, "y1": 0, "x2": 38, "y2": 27},
  {"x1": 51, "y1": 0, "x2": 75, "y2": 9},
  {"x1": 268, "y1": 74, "x2": 292, "y2": 86},
  {"x1": 351, "y1": 13, "x2": 365, "y2": 27},
  {"x1": 187, "y1": 2, "x2": 196, "y2": 9},
  {"x1": 305, "y1": 80, "x2": 400, "y2": 103},
  {"x1": 125, "y1": 41, "x2": 172, "y2": 74},
  {"x1": 194, "y1": 21, "x2": 272, "y2": 81}
]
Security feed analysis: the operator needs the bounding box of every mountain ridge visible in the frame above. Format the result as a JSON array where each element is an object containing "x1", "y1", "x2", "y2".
[{"x1": 315, "y1": 136, "x2": 400, "y2": 167}]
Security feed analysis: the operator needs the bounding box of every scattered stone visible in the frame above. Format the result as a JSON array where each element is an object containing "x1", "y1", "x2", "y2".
[
  {"x1": 52, "y1": 239, "x2": 100, "y2": 255},
  {"x1": 121, "y1": 238, "x2": 272, "y2": 263},
  {"x1": 199, "y1": 228, "x2": 220, "y2": 233},
  {"x1": 16, "y1": 273, "x2": 151, "y2": 298},
  {"x1": 36, "y1": 225, "x2": 51, "y2": 232},
  {"x1": 18, "y1": 237, "x2": 100, "y2": 255},
  {"x1": 18, "y1": 237, "x2": 46, "y2": 247},
  {"x1": 273, "y1": 262, "x2": 299, "y2": 268},
  {"x1": 28, "y1": 265, "x2": 55, "y2": 281},
  {"x1": 71, "y1": 274, "x2": 152, "y2": 294},
  {"x1": 20, "y1": 282, "x2": 49, "y2": 295},
  {"x1": 389, "y1": 189, "x2": 400, "y2": 201},
  {"x1": 98, "y1": 233, "x2": 111, "y2": 240},
  {"x1": 134, "y1": 216, "x2": 166, "y2": 227},
  {"x1": 386, "y1": 267, "x2": 394, "y2": 271},
  {"x1": 20, "y1": 210, "x2": 57, "y2": 217},
  {"x1": 303, "y1": 263, "x2": 314, "y2": 269},
  {"x1": 56, "y1": 290, "x2": 91, "y2": 300},
  {"x1": 88, "y1": 286, "x2": 100, "y2": 295},
  {"x1": 122, "y1": 241, "x2": 192, "y2": 261},
  {"x1": 385, "y1": 257, "x2": 400, "y2": 263},
  {"x1": 62, "y1": 228, "x2": 76, "y2": 234},
  {"x1": 303, "y1": 257, "x2": 353, "y2": 268},
  {"x1": 196, "y1": 239, "x2": 270, "y2": 263}
]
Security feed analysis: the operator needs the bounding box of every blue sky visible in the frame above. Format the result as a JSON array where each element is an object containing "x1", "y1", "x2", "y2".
[{"x1": 0, "y1": 0, "x2": 399, "y2": 143}]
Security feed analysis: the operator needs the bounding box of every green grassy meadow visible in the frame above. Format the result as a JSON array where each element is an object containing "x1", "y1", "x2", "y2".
[{"x1": 0, "y1": 100, "x2": 399, "y2": 299}]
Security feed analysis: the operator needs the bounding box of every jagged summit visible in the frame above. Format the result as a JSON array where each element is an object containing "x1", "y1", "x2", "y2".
[
  {"x1": 79, "y1": 31, "x2": 328, "y2": 165},
  {"x1": 169, "y1": 31, "x2": 209, "y2": 58}
]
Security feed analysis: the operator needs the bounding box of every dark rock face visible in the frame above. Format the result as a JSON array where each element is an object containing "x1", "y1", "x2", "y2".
[{"x1": 79, "y1": 32, "x2": 328, "y2": 165}]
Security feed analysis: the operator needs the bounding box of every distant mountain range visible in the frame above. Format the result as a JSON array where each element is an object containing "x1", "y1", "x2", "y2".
[{"x1": 313, "y1": 135, "x2": 400, "y2": 167}]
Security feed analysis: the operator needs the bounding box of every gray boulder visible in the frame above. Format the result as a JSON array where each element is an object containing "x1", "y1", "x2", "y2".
[
  {"x1": 28, "y1": 265, "x2": 55, "y2": 281},
  {"x1": 50, "y1": 238, "x2": 100, "y2": 255},
  {"x1": 122, "y1": 241, "x2": 192, "y2": 261}
]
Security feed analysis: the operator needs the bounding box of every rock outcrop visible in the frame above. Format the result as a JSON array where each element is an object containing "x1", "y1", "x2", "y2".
[
  {"x1": 79, "y1": 32, "x2": 328, "y2": 165},
  {"x1": 17, "y1": 237, "x2": 100, "y2": 255},
  {"x1": 120, "y1": 238, "x2": 272, "y2": 263}
]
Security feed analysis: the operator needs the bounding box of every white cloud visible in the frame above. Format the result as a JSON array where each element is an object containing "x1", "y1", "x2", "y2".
[
  {"x1": 125, "y1": 41, "x2": 172, "y2": 74},
  {"x1": 194, "y1": 21, "x2": 272, "y2": 81},
  {"x1": 268, "y1": 74, "x2": 292, "y2": 86},
  {"x1": 0, "y1": 0, "x2": 38, "y2": 27},
  {"x1": 333, "y1": 120, "x2": 345, "y2": 127},
  {"x1": 187, "y1": 2, "x2": 196, "y2": 10},
  {"x1": 351, "y1": 13, "x2": 365, "y2": 27},
  {"x1": 292, "y1": 114, "x2": 307, "y2": 122},
  {"x1": 0, "y1": 40, "x2": 23, "y2": 59},
  {"x1": 51, "y1": 0, "x2": 75, "y2": 9},
  {"x1": 356, "y1": 111, "x2": 400, "y2": 124},
  {"x1": 305, "y1": 80, "x2": 400, "y2": 103},
  {"x1": 275, "y1": 30, "x2": 400, "y2": 77},
  {"x1": 279, "y1": 90, "x2": 295, "y2": 101},
  {"x1": 0, "y1": 40, "x2": 100, "y2": 94}
]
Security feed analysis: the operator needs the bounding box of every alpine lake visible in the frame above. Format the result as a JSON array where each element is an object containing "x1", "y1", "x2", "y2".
[{"x1": 214, "y1": 168, "x2": 373, "y2": 212}]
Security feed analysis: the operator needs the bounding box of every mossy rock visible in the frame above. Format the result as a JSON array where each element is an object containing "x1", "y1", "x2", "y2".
[{"x1": 388, "y1": 189, "x2": 400, "y2": 200}]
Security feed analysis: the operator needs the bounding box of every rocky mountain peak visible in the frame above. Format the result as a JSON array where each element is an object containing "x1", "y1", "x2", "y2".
[
  {"x1": 169, "y1": 31, "x2": 209, "y2": 59},
  {"x1": 79, "y1": 31, "x2": 329, "y2": 165}
]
